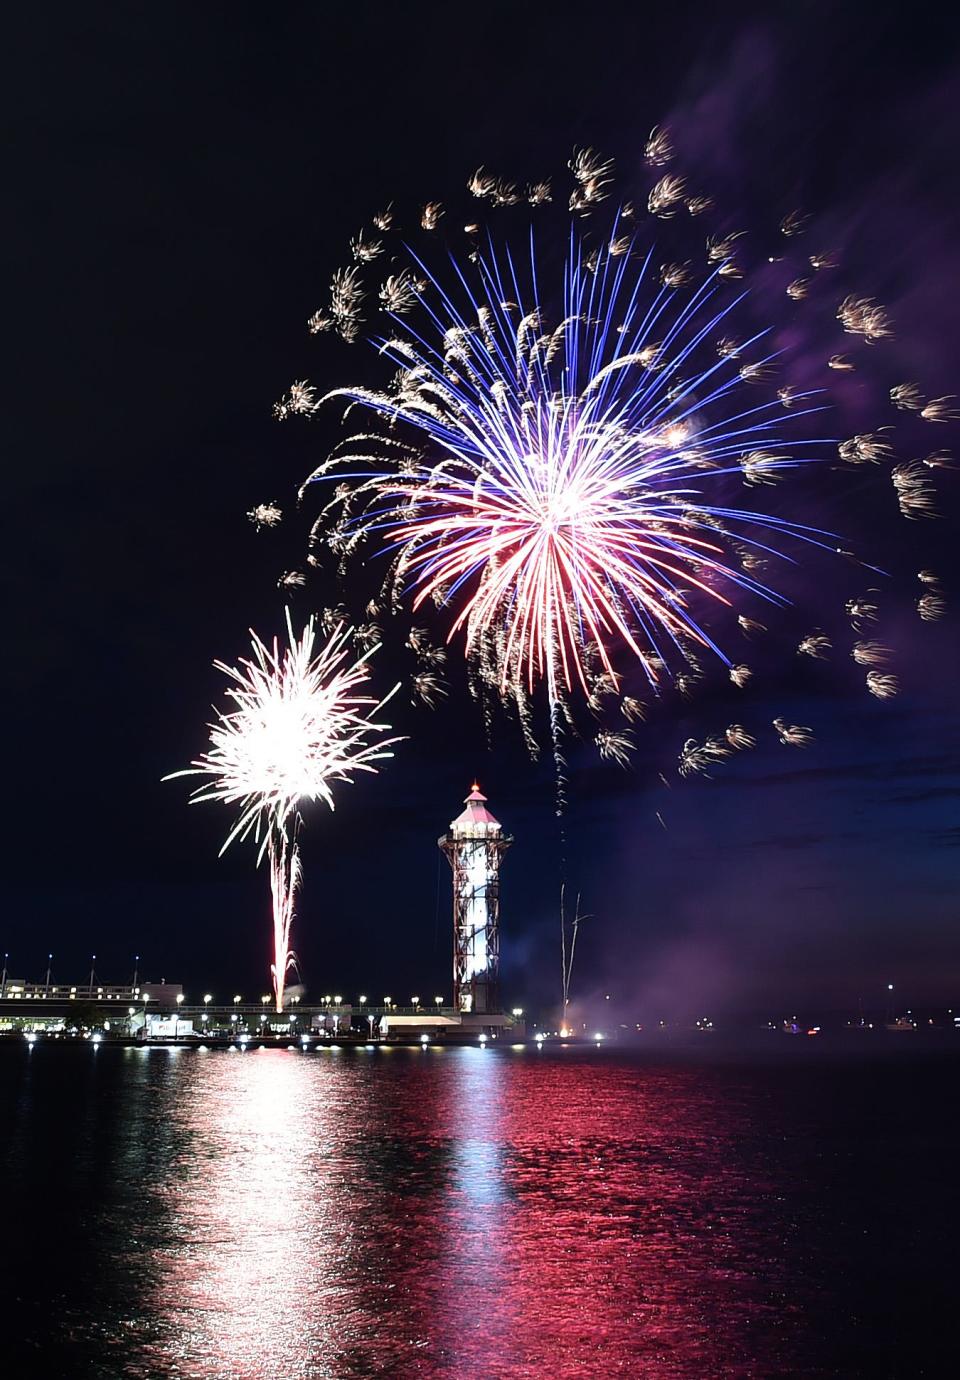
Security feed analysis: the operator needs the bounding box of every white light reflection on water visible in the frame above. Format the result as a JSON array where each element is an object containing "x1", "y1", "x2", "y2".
[{"x1": 146, "y1": 1048, "x2": 344, "y2": 1377}]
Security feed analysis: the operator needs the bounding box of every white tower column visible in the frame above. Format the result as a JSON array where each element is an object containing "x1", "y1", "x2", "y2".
[{"x1": 439, "y1": 784, "x2": 512, "y2": 1015}]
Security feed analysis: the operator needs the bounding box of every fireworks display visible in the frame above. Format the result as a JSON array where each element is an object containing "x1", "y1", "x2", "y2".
[
  {"x1": 250, "y1": 132, "x2": 955, "y2": 821},
  {"x1": 168, "y1": 615, "x2": 399, "y2": 1009}
]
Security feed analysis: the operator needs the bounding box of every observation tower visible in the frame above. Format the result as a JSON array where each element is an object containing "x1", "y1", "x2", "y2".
[{"x1": 439, "y1": 784, "x2": 512, "y2": 1015}]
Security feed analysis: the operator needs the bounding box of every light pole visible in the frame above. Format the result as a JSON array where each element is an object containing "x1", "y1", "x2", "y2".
[
  {"x1": 132, "y1": 954, "x2": 140, "y2": 992},
  {"x1": 1, "y1": 953, "x2": 7, "y2": 998},
  {"x1": 45, "y1": 954, "x2": 53, "y2": 994},
  {"x1": 434, "y1": 995, "x2": 443, "y2": 1011},
  {"x1": 89, "y1": 954, "x2": 96, "y2": 992}
]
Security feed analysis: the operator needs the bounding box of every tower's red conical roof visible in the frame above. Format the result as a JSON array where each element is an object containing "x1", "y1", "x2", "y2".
[{"x1": 451, "y1": 782, "x2": 501, "y2": 830}]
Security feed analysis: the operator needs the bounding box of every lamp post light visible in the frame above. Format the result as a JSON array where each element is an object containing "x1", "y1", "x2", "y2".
[
  {"x1": 512, "y1": 1007, "x2": 523, "y2": 1018},
  {"x1": 434, "y1": 996, "x2": 443, "y2": 1009},
  {"x1": 176, "y1": 993, "x2": 185, "y2": 1006},
  {"x1": 204, "y1": 994, "x2": 212, "y2": 1006},
  {"x1": 1, "y1": 953, "x2": 8, "y2": 998},
  {"x1": 359, "y1": 995, "x2": 367, "y2": 1008},
  {"x1": 411, "y1": 995, "x2": 420, "y2": 1011},
  {"x1": 233, "y1": 995, "x2": 241, "y2": 1005},
  {"x1": 45, "y1": 954, "x2": 53, "y2": 994}
]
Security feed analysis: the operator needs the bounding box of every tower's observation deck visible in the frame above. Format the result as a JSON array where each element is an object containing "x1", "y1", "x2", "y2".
[{"x1": 439, "y1": 785, "x2": 512, "y2": 1015}]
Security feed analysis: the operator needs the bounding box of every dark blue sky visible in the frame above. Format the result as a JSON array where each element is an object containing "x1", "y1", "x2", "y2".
[{"x1": 7, "y1": 1, "x2": 960, "y2": 1017}]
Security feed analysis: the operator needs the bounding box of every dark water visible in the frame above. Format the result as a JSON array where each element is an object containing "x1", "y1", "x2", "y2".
[{"x1": 1, "y1": 1043, "x2": 957, "y2": 1379}]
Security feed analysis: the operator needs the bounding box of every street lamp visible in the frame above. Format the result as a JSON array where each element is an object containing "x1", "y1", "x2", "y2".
[
  {"x1": 233, "y1": 995, "x2": 241, "y2": 1005},
  {"x1": 359, "y1": 995, "x2": 367, "y2": 1006},
  {"x1": 411, "y1": 995, "x2": 420, "y2": 1010},
  {"x1": 176, "y1": 993, "x2": 185, "y2": 1006},
  {"x1": 512, "y1": 1007, "x2": 523, "y2": 1018},
  {"x1": 204, "y1": 994, "x2": 212, "y2": 1005},
  {"x1": 434, "y1": 996, "x2": 443, "y2": 1008}
]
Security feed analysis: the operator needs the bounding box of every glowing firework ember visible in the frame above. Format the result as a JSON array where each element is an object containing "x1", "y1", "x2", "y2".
[
  {"x1": 272, "y1": 137, "x2": 954, "y2": 801},
  {"x1": 168, "y1": 614, "x2": 399, "y2": 1010}
]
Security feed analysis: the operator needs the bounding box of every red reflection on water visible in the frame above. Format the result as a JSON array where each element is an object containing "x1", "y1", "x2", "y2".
[{"x1": 137, "y1": 1047, "x2": 802, "y2": 1379}]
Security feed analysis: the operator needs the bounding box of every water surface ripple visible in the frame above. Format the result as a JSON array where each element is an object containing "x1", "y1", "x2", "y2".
[{"x1": 1, "y1": 1043, "x2": 956, "y2": 1378}]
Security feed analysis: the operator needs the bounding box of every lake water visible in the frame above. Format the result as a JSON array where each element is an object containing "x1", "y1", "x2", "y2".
[{"x1": 1, "y1": 1041, "x2": 956, "y2": 1378}]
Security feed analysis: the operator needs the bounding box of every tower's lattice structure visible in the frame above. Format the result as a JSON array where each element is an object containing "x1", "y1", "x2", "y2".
[{"x1": 439, "y1": 784, "x2": 512, "y2": 1015}]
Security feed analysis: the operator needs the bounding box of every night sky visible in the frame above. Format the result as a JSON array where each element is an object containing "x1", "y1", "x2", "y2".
[{"x1": 8, "y1": 1, "x2": 960, "y2": 1019}]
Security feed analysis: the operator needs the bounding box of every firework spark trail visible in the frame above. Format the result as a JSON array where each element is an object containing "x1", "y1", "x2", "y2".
[
  {"x1": 270, "y1": 830, "x2": 302, "y2": 1012},
  {"x1": 798, "y1": 632, "x2": 831, "y2": 659},
  {"x1": 167, "y1": 614, "x2": 400, "y2": 1010}
]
